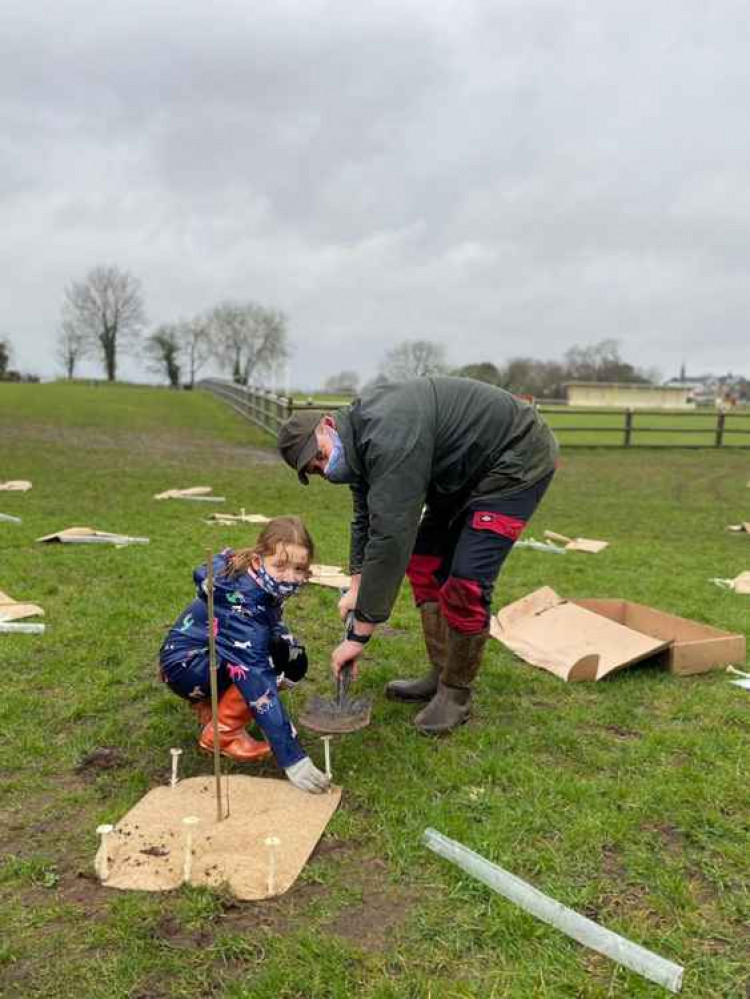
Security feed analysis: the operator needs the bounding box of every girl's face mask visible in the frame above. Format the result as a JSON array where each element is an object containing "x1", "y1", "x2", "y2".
[
  {"x1": 255, "y1": 560, "x2": 302, "y2": 600},
  {"x1": 252, "y1": 542, "x2": 310, "y2": 601}
]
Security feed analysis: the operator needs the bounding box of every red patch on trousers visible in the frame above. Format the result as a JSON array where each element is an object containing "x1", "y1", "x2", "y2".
[
  {"x1": 471, "y1": 510, "x2": 526, "y2": 541},
  {"x1": 439, "y1": 576, "x2": 487, "y2": 633},
  {"x1": 406, "y1": 554, "x2": 442, "y2": 604}
]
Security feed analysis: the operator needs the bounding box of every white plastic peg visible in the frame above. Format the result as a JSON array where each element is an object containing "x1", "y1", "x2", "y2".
[
  {"x1": 95, "y1": 824, "x2": 114, "y2": 881},
  {"x1": 321, "y1": 736, "x2": 332, "y2": 780},
  {"x1": 182, "y1": 816, "x2": 200, "y2": 883},
  {"x1": 169, "y1": 747, "x2": 183, "y2": 787},
  {"x1": 265, "y1": 836, "x2": 281, "y2": 896}
]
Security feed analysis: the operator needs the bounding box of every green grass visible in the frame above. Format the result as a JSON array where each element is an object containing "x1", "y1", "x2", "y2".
[{"x1": 1, "y1": 383, "x2": 750, "y2": 997}]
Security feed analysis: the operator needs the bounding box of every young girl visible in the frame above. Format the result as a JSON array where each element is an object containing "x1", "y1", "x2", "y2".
[{"x1": 159, "y1": 516, "x2": 330, "y2": 794}]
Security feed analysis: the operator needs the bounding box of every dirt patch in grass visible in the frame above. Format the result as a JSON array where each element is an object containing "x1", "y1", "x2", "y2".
[
  {"x1": 74, "y1": 746, "x2": 128, "y2": 776},
  {"x1": 0, "y1": 423, "x2": 277, "y2": 465},
  {"x1": 641, "y1": 821, "x2": 683, "y2": 854},
  {"x1": 206, "y1": 840, "x2": 418, "y2": 955},
  {"x1": 590, "y1": 723, "x2": 641, "y2": 740}
]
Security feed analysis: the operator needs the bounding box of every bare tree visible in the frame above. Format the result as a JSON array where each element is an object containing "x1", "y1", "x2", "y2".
[
  {"x1": 55, "y1": 320, "x2": 89, "y2": 379},
  {"x1": 379, "y1": 339, "x2": 446, "y2": 381},
  {"x1": 145, "y1": 324, "x2": 182, "y2": 388},
  {"x1": 0, "y1": 337, "x2": 11, "y2": 379},
  {"x1": 62, "y1": 265, "x2": 146, "y2": 382},
  {"x1": 323, "y1": 369, "x2": 360, "y2": 394},
  {"x1": 179, "y1": 316, "x2": 214, "y2": 388},
  {"x1": 209, "y1": 300, "x2": 288, "y2": 385},
  {"x1": 564, "y1": 339, "x2": 651, "y2": 384}
]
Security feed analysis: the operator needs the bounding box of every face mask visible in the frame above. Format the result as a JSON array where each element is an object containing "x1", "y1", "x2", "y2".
[
  {"x1": 255, "y1": 559, "x2": 303, "y2": 601},
  {"x1": 323, "y1": 429, "x2": 355, "y2": 484}
]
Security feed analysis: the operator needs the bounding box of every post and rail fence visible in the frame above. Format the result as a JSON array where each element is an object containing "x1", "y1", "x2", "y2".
[
  {"x1": 199, "y1": 378, "x2": 339, "y2": 438},
  {"x1": 199, "y1": 379, "x2": 750, "y2": 448}
]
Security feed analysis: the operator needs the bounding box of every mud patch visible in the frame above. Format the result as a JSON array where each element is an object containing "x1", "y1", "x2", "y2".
[
  {"x1": 594, "y1": 724, "x2": 641, "y2": 741},
  {"x1": 75, "y1": 746, "x2": 127, "y2": 776},
  {"x1": 641, "y1": 821, "x2": 683, "y2": 855},
  {"x1": 328, "y1": 886, "x2": 414, "y2": 951}
]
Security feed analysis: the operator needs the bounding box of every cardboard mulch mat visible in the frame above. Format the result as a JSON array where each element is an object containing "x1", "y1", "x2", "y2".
[
  {"x1": 154, "y1": 487, "x2": 225, "y2": 502},
  {"x1": 0, "y1": 480, "x2": 32, "y2": 492},
  {"x1": 543, "y1": 530, "x2": 609, "y2": 553},
  {"x1": 711, "y1": 571, "x2": 750, "y2": 595},
  {"x1": 491, "y1": 585, "x2": 746, "y2": 682},
  {"x1": 96, "y1": 775, "x2": 341, "y2": 899},
  {"x1": 37, "y1": 527, "x2": 149, "y2": 546},
  {"x1": 206, "y1": 511, "x2": 271, "y2": 525},
  {"x1": 309, "y1": 564, "x2": 351, "y2": 589},
  {"x1": 0, "y1": 589, "x2": 44, "y2": 622}
]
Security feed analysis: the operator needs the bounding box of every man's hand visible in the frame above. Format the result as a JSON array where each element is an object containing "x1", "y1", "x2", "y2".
[
  {"x1": 338, "y1": 574, "x2": 361, "y2": 620},
  {"x1": 330, "y1": 639, "x2": 365, "y2": 681}
]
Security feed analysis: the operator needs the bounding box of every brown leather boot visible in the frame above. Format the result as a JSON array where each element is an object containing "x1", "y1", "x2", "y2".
[
  {"x1": 199, "y1": 684, "x2": 272, "y2": 762},
  {"x1": 414, "y1": 626, "x2": 489, "y2": 735},
  {"x1": 385, "y1": 602, "x2": 446, "y2": 702}
]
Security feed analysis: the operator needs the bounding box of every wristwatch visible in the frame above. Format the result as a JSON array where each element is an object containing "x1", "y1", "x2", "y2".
[{"x1": 346, "y1": 623, "x2": 371, "y2": 645}]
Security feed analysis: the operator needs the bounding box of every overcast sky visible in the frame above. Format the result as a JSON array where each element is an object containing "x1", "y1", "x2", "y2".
[{"x1": 3, "y1": 0, "x2": 750, "y2": 387}]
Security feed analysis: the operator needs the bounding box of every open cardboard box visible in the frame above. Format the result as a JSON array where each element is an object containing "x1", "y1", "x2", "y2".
[{"x1": 490, "y1": 586, "x2": 746, "y2": 681}]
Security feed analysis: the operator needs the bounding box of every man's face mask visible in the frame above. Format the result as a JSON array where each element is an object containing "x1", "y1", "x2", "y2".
[{"x1": 323, "y1": 429, "x2": 355, "y2": 484}]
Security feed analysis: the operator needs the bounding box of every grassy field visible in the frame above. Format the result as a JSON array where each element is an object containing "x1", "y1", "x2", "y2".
[{"x1": 1, "y1": 381, "x2": 750, "y2": 998}]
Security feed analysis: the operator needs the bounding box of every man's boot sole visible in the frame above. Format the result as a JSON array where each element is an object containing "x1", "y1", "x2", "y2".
[{"x1": 415, "y1": 713, "x2": 470, "y2": 736}]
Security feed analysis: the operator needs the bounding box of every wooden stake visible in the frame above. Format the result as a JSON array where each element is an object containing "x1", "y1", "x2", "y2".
[{"x1": 205, "y1": 549, "x2": 224, "y2": 823}]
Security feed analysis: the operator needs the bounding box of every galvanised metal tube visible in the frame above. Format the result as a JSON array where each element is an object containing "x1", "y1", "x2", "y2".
[{"x1": 423, "y1": 828, "x2": 683, "y2": 994}]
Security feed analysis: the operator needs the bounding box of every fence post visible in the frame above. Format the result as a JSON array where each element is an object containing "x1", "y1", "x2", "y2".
[
  {"x1": 715, "y1": 410, "x2": 726, "y2": 447},
  {"x1": 623, "y1": 409, "x2": 633, "y2": 447}
]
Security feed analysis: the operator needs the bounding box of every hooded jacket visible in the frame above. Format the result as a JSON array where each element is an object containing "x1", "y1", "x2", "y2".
[{"x1": 335, "y1": 377, "x2": 558, "y2": 623}]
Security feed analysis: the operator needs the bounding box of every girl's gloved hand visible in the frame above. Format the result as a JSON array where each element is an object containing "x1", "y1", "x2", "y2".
[{"x1": 285, "y1": 756, "x2": 331, "y2": 794}]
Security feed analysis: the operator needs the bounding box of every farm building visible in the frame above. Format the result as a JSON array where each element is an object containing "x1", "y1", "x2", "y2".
[{"x1": 565, "y1": 382, "x2": 693, "y2": 409}]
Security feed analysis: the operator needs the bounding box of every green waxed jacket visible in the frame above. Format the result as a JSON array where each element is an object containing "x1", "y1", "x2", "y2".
[{"x1": 335, "y1": 376, "x2": 558, "y2": 624}]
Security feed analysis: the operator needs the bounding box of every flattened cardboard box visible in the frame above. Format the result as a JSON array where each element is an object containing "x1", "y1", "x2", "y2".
[{"x1": 491, "y1": 586, "x2": 746, "y2": 681}]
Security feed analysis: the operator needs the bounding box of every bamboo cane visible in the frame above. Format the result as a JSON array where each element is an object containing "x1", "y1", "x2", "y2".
[{"x1": 205, "y1": 549, "x2": 224, "y2": 822}]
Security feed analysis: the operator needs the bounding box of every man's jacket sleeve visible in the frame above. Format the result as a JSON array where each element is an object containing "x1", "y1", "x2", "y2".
[
  {"x1": 355, "y1": 445, "x2": 431, "y2": 623},
  {"x1": 348, "y1": 483, "x2": 369, "y2": 575}
]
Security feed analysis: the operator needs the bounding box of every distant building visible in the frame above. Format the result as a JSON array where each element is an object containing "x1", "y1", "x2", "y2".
[{"x1": 565, "y1": 382, "x2": 693, "y2": 409}]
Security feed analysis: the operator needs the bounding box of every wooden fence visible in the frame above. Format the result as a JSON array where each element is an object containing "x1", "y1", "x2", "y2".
[
  {"x1": 199, "y1": 379, "x2": 340, "y2": 437},
  {"x1": 200, "y1": 380, "x2": 750, "y2": 448}
]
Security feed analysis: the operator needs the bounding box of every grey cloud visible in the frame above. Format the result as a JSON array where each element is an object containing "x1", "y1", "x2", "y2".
[{"x1": 3, "y1": 0, "x2": 750, "y2": 384}]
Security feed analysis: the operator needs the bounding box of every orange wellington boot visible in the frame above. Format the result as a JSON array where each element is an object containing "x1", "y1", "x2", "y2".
[
  {"x1": 198, "y1": 684, "x2": 272, "y2": 762},
  {"x1": 190, "y1": 700, "x2": 213, "y2": 726}
]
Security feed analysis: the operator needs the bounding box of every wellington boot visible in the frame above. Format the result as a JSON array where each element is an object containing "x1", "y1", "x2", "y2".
[
  {"x1": 414, "y1": 681, "x2": 472, "y2": 735},
  {"x1": 385, "y1": 602, "x2": 445, "y2": 702},
  {"x1": 198, "y1": 684, "x2": 272, "y2": 763},
  {"x1": 414, "y1": 625, "x2": 489, "y2": 735},
  {"x1": 190, "y1": 700, "x2": 213, "y2": 727}
]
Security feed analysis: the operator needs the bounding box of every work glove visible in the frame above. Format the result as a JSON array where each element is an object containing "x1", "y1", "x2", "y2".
[{"x1": 285, "y1": 756, "x2": 331, "y2": 794}]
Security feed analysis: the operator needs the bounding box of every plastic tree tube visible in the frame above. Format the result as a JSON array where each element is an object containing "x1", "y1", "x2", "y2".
[{"x1": 423, "y1": 828, "x2": 683, "y2": 994}]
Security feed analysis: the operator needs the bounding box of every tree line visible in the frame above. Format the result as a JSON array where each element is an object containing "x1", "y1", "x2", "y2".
[
  {"x1": 323, "y1": 337, "x2": 659, "y2": 399},
  {"x1": 56, "y1": 264, "x2": 289, "y2": 388}
]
